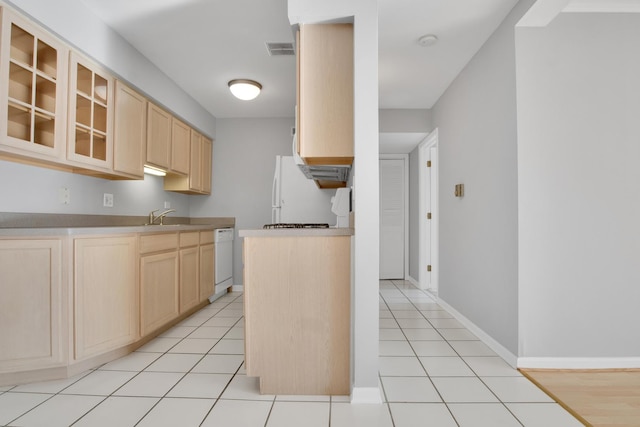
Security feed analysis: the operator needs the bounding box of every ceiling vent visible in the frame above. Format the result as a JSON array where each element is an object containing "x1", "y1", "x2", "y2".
[{"x1": 265, "y1": 42, "x2": 295, "y2": 56}]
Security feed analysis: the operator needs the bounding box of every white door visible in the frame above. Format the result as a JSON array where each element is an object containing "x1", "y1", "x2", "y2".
[{"x1": 380, "y1": 159, "x2": 405, "y2": 279}]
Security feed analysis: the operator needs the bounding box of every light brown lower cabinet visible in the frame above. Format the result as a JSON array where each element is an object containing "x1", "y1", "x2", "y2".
[
  {"x1": 243, "y1": 235, "x2": 350, "y2": 395},
  {"x1": 179, "y1": 232, "x2": 200, "y2": 313},
  {"x1": 140, "y1": 246, "x2": 180, "y2": 337},
  {"x1": 0, "y1": 227, "x2": 218, "y2": 386},
  {"x1": 73, "y1": 236, "x2": 138, "y2": 360},
  {"x1": 0, "y1": 239, "x2": 65, "y2": 373}
]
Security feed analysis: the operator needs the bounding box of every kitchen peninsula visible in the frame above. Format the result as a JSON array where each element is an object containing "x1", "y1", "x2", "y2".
[{"x1": 239, "y1": 227, "x2": 353, "y2": 395}]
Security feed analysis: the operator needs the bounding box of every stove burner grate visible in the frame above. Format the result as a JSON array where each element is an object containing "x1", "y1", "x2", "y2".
[{"x1": 263, "y1": 223, "x2": 330, "y2": 229}]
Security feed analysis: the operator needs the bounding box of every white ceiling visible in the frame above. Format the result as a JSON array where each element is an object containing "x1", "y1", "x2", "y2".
[{"x1": 79, "y1": 0, "x2": 520, "y2": 148}]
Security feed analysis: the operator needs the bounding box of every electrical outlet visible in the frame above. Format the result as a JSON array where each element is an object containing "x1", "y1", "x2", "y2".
[
  {"x1": 164, "y1": 201, "x2": 171, "y2": 209},
  {"x1": 103, "y1": 193, "x2": 114, "y2": 207},
  {"x1": 59, "y1": 187, "x2": 70, "y2": 205}
]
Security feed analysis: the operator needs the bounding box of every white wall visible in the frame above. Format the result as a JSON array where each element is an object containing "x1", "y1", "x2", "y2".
[
  {"x1": 0, "y1": 160, "x2": 189, "y2": 216},
  {"x1": 4, "y1": 0, "x2": 215, "y2": 136},
  {"x1": 516, "y1": 12, "x2": 640, "y2": 360},
  {"x1": 190, "y1": 118, "x2": 293, "y2": 287},
  {"x1": 430, "y1": 0, "x2": 535, "y2": 357}
]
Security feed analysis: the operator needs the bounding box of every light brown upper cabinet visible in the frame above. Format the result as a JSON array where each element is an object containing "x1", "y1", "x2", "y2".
[
  {"x1": 146, "y1": 102, "x2": 171, "y2": 171},
  {"x1": 201, "y1": 136, "x2": 212, "y2": 194},
  {"x1": 297, "y1": 24, "x2": 353, "y2": 166},
  {"x1": 170, "y1": 117, "x2": 190, "y2": 175},
  {"x1": 0, "y1": 8, "x2": 68, "y2": 163},
  {"x1": 146, "y1": 103, "x2": 192, "y2": 176},
  {"x1": 67, "y1": 52, "x2": 114, "y2": 171},
  {"x1": 113, "y1": 80, "x2": 146, "y2": 179},
  {"x1": 164, "y1": 129, "x2": 212, "y2": 195}
]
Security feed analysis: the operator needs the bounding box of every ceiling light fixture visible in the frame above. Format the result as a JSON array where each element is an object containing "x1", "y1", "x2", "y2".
[
  {"x1": 417, "y1": 34, "x2": 438, "y2": 47},
  {"x1": 228, "y1": 79, "x2": 262, "y2": 101}
]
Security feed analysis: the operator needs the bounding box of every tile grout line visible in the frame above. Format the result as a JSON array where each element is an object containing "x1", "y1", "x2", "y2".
[
  {"x1": 73, "y1": 293, "x2": 243, "y2": 427},
  {"x1": 383, "y1": 281, "x2": 461, "y2": 427}
]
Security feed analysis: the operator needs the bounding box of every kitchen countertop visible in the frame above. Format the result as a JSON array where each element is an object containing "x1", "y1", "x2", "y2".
[
  {"x1": 0, "y1": 213, "x2": 235, "y2": 236},
  {"x1": 0, "y1": 223, "x2": 220, "y2": 237},
  {"x1": 238, "y1": 227, "x2": 354, "y2": 238}
]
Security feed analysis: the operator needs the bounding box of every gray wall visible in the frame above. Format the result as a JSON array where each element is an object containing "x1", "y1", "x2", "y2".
[
  {"x1": 190, "y1": 118, "x2": 294, "y2": 286},
  {"x1": 430, "y1": 0, "x2": 534, "y2": 356},
  {"x1": 378, "y1": 108, "x2": 432, "y2": 284},
  {"x1": 379, "y1": 109, "x2": 432, "y2": 133},
  {"x1": 0, "y1": 0, "x2": 216, "y2": 220},
  {"x1": 5, "y1": 0, "x2": 215, "y2": 137},
  {"x1": 516, "y1": 12, "x2": 640, "y2": 358},
  {"x1": 0, "y1": 160, "x2": 189, "y2": 216}
]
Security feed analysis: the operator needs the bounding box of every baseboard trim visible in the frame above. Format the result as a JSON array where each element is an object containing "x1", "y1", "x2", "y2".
[
  {"x1": 437, "y1": 297, "x2": 518, "y2": 368},
  {"x1": 406, "y1": 275, "x2": 420, "y2": 288},
  {"x1": 517, "y1": 357, "x2": 640, "y2": 370},
  {"x1": 350, "y1": 386, "x2": 383, "y2": 404},
  {"x1": 231, "y1": 285, "x2": 244, "y2": 292}
]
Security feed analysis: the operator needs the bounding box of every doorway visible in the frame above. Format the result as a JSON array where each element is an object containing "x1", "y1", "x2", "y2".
[
  {"x1": 419, "y1": 129, "x2": 439, "y2": 293},
  {"x1": 379, "y1": 155, "x2": 408, "y2": 279}
]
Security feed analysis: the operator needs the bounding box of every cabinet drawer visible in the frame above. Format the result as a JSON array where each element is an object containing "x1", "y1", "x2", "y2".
[
  {"x1": 180, "y1": 232, "x2": 199, "y2": 248},
  {"x1": 139, "y1": 233, "x2": 178, "y2": 254},
  {"x1": 200, "y1": 230, "x2": 214, "y2": 245}
]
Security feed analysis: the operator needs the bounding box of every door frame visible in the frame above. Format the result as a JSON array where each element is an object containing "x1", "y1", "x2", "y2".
[
  {"x1": 418, "y1": 129, "x2": 439, "y2": 292},
  {"x1": 379, "y1": 154, "x2": 409, "y2": 279}
]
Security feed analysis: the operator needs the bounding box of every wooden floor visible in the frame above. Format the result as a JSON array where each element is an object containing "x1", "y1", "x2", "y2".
[{"x1": 521, "y1": 369, "x2": 640, "y2": 427}]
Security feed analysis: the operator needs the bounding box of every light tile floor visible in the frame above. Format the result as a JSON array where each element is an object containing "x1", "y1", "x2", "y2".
[{"x1": 0, "y1": 280, "x2": 584, "y2": 426}]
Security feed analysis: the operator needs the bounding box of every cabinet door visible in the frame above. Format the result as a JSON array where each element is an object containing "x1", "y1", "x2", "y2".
[
  {"x1": 140, "y1": 251, "x2": 179, "y2": 336},
  {"x1": 146, "y1": 102, "x2": 171, "y2": 170},
  {"x1": 170, "y1": 118, "x2": 190, "y2": 175},
  {"x1": 67, "y1": 52, "x2": 114, "y2": 170},
  {"x1": 0, "y1": 10, "x2": 68, "y2": 161},
  {"x1": 179, "y1": 246, "x2": 199, "y2": 313},
  {"x1": 199, "y1": 243, "x2": 214, "y2": 302},
  {"x1": 113, "y1": 80, "x2": 146, "y2": 178},
  {"x1": 188, "y1": 130, "x2": 202, "y2": 191},
  {"x1": 298, "y1": 24, "x2": 353, "y2": 165},
  {"x1": 74, "y1": 236, "x2": 138, "y2": 360},
  {"x1": 201, "y1": 136, "x2": 212, "y2": 194},
  {"x1": 0, "y1": 239, "x2": 64, "y2": 371}
]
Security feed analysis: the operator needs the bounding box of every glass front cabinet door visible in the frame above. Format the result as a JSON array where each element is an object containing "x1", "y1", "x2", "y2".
[
  {"x1": 0, "y1": 9, "x2": 68, "y2": 162},
  {"x1": 67, "y1": 52, "x2": 114, "y2": 171}
]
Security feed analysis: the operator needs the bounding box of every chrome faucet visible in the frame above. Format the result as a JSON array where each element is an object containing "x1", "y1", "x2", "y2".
[{"x1": 148, "y1": 209, "x2": 176, "y2": 225}]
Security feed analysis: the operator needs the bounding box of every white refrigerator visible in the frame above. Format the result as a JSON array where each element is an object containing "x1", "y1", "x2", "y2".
[{"x1": 271, "y1": 155, "x2": 336, "y2": 224}]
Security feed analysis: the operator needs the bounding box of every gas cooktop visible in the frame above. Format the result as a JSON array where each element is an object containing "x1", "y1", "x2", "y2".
[{"x1": 263, "y1": 223, "x2": 330, "y2": 229}]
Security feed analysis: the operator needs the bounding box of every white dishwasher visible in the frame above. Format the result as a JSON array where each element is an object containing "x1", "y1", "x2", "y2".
[{"x1": 210, "y1": 228, "x2": 234, "y2": 302}]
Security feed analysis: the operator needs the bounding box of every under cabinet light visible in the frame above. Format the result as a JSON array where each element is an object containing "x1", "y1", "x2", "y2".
[{"x1": 144, "y1": 165, "x2": 167, "y2": 176}]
